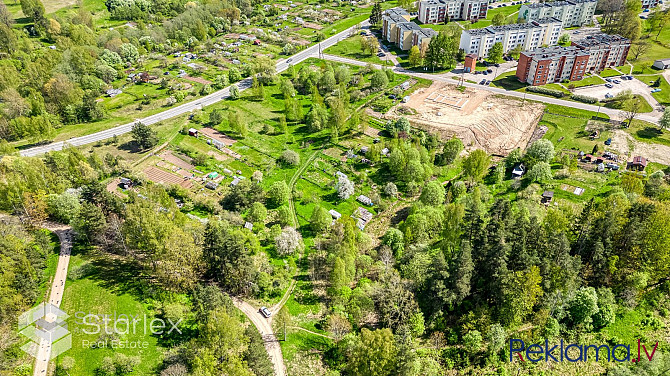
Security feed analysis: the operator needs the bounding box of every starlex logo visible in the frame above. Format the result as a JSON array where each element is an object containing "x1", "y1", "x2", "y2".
[
  {"x1": 510, "y1": 339, "x2": 659, "y2": 363},
  {"x1": 18, "y1": 303, "x2": 72, "y2": 360}
]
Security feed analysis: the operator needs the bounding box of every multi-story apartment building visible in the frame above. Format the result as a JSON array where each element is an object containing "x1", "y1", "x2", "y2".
[
  {"x1": 418, "y1": 0, "x2": 488, "y2": 23},
  {"x1": 516, "y1": 46, "x2": 590, "y2": 85},
  {"x1": 382, "y1": 8, "x2": 438, "y2": 51},
  {"x1": 516, "y1": 34, "x2": 630, "y2": 85},
  {"x1": 571, "y1": 33, "x2": 631, "y2": 72},
  {"x1": 459, "y1": 18, "x2": 562, "y2": 58},
  {"x1": 518, "y1": 0, "x2": 597, "y2": 27}
]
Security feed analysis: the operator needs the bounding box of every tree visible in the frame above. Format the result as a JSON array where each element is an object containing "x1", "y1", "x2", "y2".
[
  {"x1": 279, "y1": 149, "x2": 300, "y2": 166},
  {"x1": 229, "y1": 85, "x2": 240, "y2": 100},
  {"x1": 131, "y1": 122, "x2": 158, "y2": 150},
  {"x1": 370, "y1": 70, "x2": 389, "y2": 91},
  {"x1": 438, "y1": 137, "x2": 463, "y2": 165},
  {"x1": 20, "y1": 0, "x2": 44, "y2": 25},
  {"x1": 525, "y1": 139, "x2": 555, "y2": 165},
  {"x1": 335, "y1": 175, "x2": 354, "y2": 200},
  {"x1": 247, "y1": 202, "x2": 267, "y2": 224},
  {"x1": 629, "y1": 40, "x2": 651, "y2": 60},
  {"x1": 310, "y1": 206, "x2": 331, "y2": 233},
  {"x1": 209, "y1": 109, "x2": 224, "y2": 126},
  {"x1": 361, "y1": 36, "x2": 380, "y2": 56},
  {"x1": 568, "y1": 287, "x2": 599, "y2": 329},
  {"x1": 660, "y1": 107, "x2": 670, "y2": 131},
  {"x1": 622, "y1": 96, "x2": 642, "y2": 126},
  {"x1": 384, "y1": 182, "x2": 398, "y2": 197},
  {"x1": 462, "y1": 149, "x2": 490, "y2": 182},
  {"x1": 268, "y1": 181, "x2": 290, "y2": 207},
  {"x1": 425, "y1": 31, "x2": 458, "y2": 70},
  {"x1": 492, "y1": 13, "x2": 506, "y2": 26},
  {"x1": 409, "y1": 45, "x2": 422, "y2": 67},
  {"x1": 305, "y1": 103, "x2": 328, "y2": 132},
  {"x1": 370, "y1": 2, "x2": 382, "y2": 26},
  {"x1": 119, "y1": 43, "x2": 139, "y2": 63},
  {"x1": 558, "y1": 33, "x2": 571, "y2": 45},
  {"x1": 420, "y1": 181, "x2": 446, "y2": 206},
  {"x1": 325, "y1": 313, "x2": 352, "y2": 341},
  {"x1": 526, "y1": 162, "x2": 552, "y2": 183},
  {"x1": 275, "y1": 227, "x2": 302, "y2": 255},
  {"x1": 488, "y1": 42, "x2": 503, "y2": 64},
  {"x1": 346, "y1": 328, "x2": 398, "y2": 376}
]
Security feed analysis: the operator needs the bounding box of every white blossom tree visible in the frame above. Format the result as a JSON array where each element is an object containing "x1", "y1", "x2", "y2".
[
  {"x1": 275, "y1": 227, "x2": 303, "y2": 256},
  {"x1": 335, "y1": 175, "x2": 354, "y2": 200}
]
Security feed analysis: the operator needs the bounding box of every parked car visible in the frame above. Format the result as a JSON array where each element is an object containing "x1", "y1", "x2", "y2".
[
  {"x1": 494, "y1": 63, "x2": 500, "y2": 67},
  {"x1": 286, "y1": 58, "x2": 293, "y2": 63},
  {"x1": 627, "y1": 75, "x2": 633, "y2": 80},
  {"x1": 486, "y1": 80, "x2": 492, "y2": 85},
  {"x1": 388, "y1": 94, "x2": 397, "y2": 99},
  {"x1": 605, "y1": 83, "x2": 613, "y2": 88},
  {"x1": 480, "y1": 79, "x2": 487, "y2": 85},
  {"x1": 613, "y1": 79, "x2": 621, "y2": 84},
  {"x1": 605, "y1": 78, "x2": 612, "y2": 82},
  {"x1": 259, "y1": 307, "x2": 272, "y2": 318},
  {"x1": 651, "y1": 88, "x2": 662, "y2": 93},
  {"x1": 486, "y1": 68, "x2": 493, "y2": 73},
  {"x1": 483, "y1": 71, "x2": 489, "y2": 75},
  {"x1": 377, "y1": 52, "x2": 385, "y2": 57},
  {"x1": 643, "y1": 8, "x2": 650, "y2": 12},
  {"x1": 605, "y1": 92, "x2": 613, "y2": 98},
  {"x1": 605, "y1": 138, "x2": 612, "y2": 145}
]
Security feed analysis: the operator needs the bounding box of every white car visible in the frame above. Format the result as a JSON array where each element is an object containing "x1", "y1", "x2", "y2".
[{"x1": 259, "y1": 307, "x2": 272, "y2": 318}]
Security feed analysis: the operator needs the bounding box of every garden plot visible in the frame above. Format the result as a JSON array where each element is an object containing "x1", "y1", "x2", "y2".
[
  {"x1": 142, "y1": 166, "x2": 193, "y2": 188},
  {"x1": 400, "y1": 82, "x2": 544, "y2": 155},
  {"x1": 561, "y1": 184, "x2": 585, "y2": 196},
  {"x1": 159, "y1": 150, "x2": 196, "y2": 171}
]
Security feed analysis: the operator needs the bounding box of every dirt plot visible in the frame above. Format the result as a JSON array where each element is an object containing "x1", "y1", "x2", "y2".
[
  {"x1": 159, "y1": 150, "x2": 195, "y2": 171},
  {"x1": 399, "y1": 82, "x2": 544, "y2": 155},
  {"x1": 183, "y1": 76, "x2": 212, "y2": 85},
  {"x1": 143, "y1": 166, "x2": 193, "y2": 189},
  {"x1": 610, "y1": 130, "x2": 670, "y2": 166},
  {"x1": 199, "y1": 128, "x2": 237, "y2": 146}
]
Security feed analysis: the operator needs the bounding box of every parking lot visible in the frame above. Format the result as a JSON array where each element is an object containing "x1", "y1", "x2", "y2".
[
  {"x1": 455, "y1": 59, "x2": 518, "y2": 86},
  {"x1": 572, "y1": 75, "x2": 663, "y2": 114}
]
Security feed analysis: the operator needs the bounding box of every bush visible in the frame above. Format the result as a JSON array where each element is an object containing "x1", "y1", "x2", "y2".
[
  {"x1": 571, "y1": 94, "x2": 598, "y2": 104},
  {"x1": 526, "y1": 86, "x2": 566, "y2": 98},
  {"x1": 279, "y1": 150, "x2": 300, "y2": 166}
]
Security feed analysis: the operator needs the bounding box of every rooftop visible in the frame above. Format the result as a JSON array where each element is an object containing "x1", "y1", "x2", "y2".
[
  {"x1": 573, "y1": 33, "x2": 630, "y2": 47},
  {"x1": 465, "y1": 17, "x2": 561, "y2": 36},
  {"x1": 525, "y1": 0, "x2": 597, "y2": 8},
  {"x1": 398, "y1": 22, "x2": 422, "y2": 31},
  {"x1": 413, "y1": 28, "x2": 438, "y2": 38},
  {"x1": 522, "y1": 45, "x2": 589, "y2": 59}
]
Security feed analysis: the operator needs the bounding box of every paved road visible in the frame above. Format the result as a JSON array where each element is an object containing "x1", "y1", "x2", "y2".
[
  {"x1": 233, "y1": 298, "x2": 286, "y2": 376},
  {"x1": 33, "y1": 226, "x2": 73, "y2": 376},
  {"x1": 322, "y1": 54, "x2": 662, "y2": 124},
  {"x1": 20, "y1": 21, "x2": 370, "y2": 157}
]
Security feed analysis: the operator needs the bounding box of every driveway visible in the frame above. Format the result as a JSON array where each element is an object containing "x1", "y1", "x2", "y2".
[{"x1": 233, "y1": 298, "x2": 286, "y2": 376}]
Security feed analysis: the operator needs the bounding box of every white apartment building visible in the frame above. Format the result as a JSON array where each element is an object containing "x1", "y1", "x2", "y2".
[
  {"x1": 518, "y1": 0, "x2": 597, "y2": 27},
  {"x1": 418, "y1": 0, "x2": 489, "y2": 23},
  {"x1": 459, "y1": 18, "x2": 563, "y2": 58}
]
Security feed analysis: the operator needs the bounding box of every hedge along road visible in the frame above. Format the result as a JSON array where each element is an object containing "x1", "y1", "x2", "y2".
[{"x1": 19, "y1": 20, "x2": 371, "y2": 157}]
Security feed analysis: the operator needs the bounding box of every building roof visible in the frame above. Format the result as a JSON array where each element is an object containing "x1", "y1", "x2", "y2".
[
  {"x1": 465, "y1": 17, "x2": 562, "y2": 36},
  {"x1": 521, "y1": 45, "x2": 589, "y2": 59},
  {"x1": 654, "y1": 58, "x2": 670, "y2": 64},
  {"x1": 465, "y1": 53, "x2": 478, "y2": 59},
  {"x1": 542, "y1": 190, "x2": 554, "y2": 198},
  {"x1": 525, "y1": 0, "x2": 597, "y2": 9},
  {"x1": 572, "y1": 33, "x2": 630, "y2": 47},
  {"x1": 329, "y1": 209, "x2": 342, "y2": 219},
  {"x1": 397, "y1": 22, "x2": 422, "y2": 32},
  {"x1": 412, "y1": 28, "x2": 437, "y2": 38},
  {"x1": 632, "y1": 156, "x2": 648, "y2": 166},
  {"x1": 384, "y1": 7, "x2": 410, "y2": 17}
]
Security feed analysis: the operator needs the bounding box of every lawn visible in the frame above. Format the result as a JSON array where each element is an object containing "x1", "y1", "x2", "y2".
[
  {"x1": 627, "y1": 119, "x2": 670, "y2": 147},
  {"x1": 635, "y1": 74, "x2": 670, "y2": 106},
  {"x1": 324, "y1": 35, "x2": 385, "y2": 64},
  {"x1": 541, "y1": 111, "x2": 611, "y2": 152},
  {"x1": 491, "y1": 70, "x2": 527, "y2": 91},
  {"x1": 57, "y1": 250, "x2": 167, "y2": 376},
  {"x1": 568, "y1": 75, "x2": 605, "y2": 88},
  {"x1": 599, "y1": 68, "x2": 624, "y2": 78},
  {"x1": 603, "y1": 94, "x2": 654, "y2": 113}
]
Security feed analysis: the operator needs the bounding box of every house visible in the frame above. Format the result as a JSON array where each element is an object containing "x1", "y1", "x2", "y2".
[
  {"x1": 207, "y1": 172, "x2": 219, "y2": 179},
  {"x1": 541, "y1": 190, "x2": 554, "y2": 204},
  {"x1": 595, "y1": 156, "x2": 605, "y2": 164},
  {"x1": 119, "y1": 177, "x2": 132, "y2": 189},
  {"x1": 607, "y1": 163, "x2": 620, "y2": 170},
  {"x1": 653, "y1": 58, "x2": 670, "y2": 70},
  {"x1": 512, "y1": 164, "x2": 525, "y2": 178},
  {"x1": 244, "y1": 222, "x2": 253, "y2": 230},
  {"x1": 253, "y1": 39, "x2": 262, "y2": 45},
  {"x1": 628, "y1": 156, "x2": 647, "y2": 171},
  {"x1": 205, "y1": 181, "x2": 219, "y2": 190},
  {"x1": 402, "y1": 96, "x2": 410, "y2": 103},
  {"x1": 360, "y1": 146, "x2": 369, "y2": 154},
  {"x1": 583, "y1": 154, "x2": 593, "y2": 162},
  {"x1": 106, "y1": 89, "x2": 123, "y2": 97},
  {"x1": 329, "y1": 209, "x2": 342, "y2": 220},
  {"x1": 352, "y1": 207, "x2": 374, "y2": 230},
  {"x1": 223, "y1": 168, "x2": 233, "y2": 175},
  {"x1": 357, "y1": 195, "x2": 373, "y2": 206},
  {"x1": 381, "y1": 148, "x2": 390, "y2": 156},
  {"x1": 231, "y1": 178, "x2": 240, "y2": 186},
  {"x1": 596, "y1": 163, "x2": 605, "y2": 172},
  {"x1": 188, "y1": 128, "x2": 198, "y2": 137},
  {"x1": 400, "y1": 81, "x2": 411, "y2": 90}
]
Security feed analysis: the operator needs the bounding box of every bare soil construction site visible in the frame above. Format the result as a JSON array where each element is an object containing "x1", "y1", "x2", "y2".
[{"x1": 397, "y1": 82, "x2": 545, "y2": 155}]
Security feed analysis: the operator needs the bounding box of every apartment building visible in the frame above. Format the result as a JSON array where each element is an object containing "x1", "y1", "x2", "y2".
[
  {"x1": 571, "y1": 33, "x2": 631, "y2": 71},
  {"x1": 516, "y1": 46, "x2": 590, "y2": 85},
  {"x1": 516, "y1": 34, "x2": 630, "y2": 85},
  {"x1": 382, "y1": 8, "x2": 438, "y2": 51},
  {"x1": 459, "y1": 18, "x2": 562, "y2": 58},
  {"x1": 418, "y1": 0, "x2": 489, "y2": 23},
  {"x1": 518, "y1": 0, "x2": 597, "y2": 27}
]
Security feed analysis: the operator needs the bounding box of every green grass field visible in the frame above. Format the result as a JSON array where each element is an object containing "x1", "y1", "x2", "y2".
[
  {"x1": 636, "y1": 74, "x2": 670, "y2": 106},
  {"x1": 324, "y1": 35, "x2": 385, "y2": 64},
  {"x1": 568, "y1": 75, "x2": 605, "y2": 88}
]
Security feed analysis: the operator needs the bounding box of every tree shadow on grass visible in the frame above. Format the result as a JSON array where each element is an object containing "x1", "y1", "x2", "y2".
[
  {"x1": 84, "y1": 256, "x2": 154, "y2": 301},
  {"x1": 636, "y1": 126, "x2": 663, "y2": 141}
]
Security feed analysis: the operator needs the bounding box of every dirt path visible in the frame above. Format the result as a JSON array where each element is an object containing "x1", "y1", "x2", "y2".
[
  {"x1": 33, "y1": 225, "x2": 73, "y2": 376},
  {"x1": 610, "y1": 129, "x2": 670, "y2": 166},
  {"x1": 233, "y1": 298, "x2": 286, "y2": 376}
]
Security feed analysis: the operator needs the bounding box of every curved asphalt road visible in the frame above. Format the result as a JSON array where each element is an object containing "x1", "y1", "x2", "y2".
[{"x1": 20, "y1": 22, "x2": 370, "y2": 157}]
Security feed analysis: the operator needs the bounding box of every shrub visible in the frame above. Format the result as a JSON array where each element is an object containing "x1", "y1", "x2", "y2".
[
  {"x1": 526, "y1": 86, "x2": 566, "y2": 98},
  {"x1": 571, "y1": 94, "x2": 598, "y2": 104}
]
